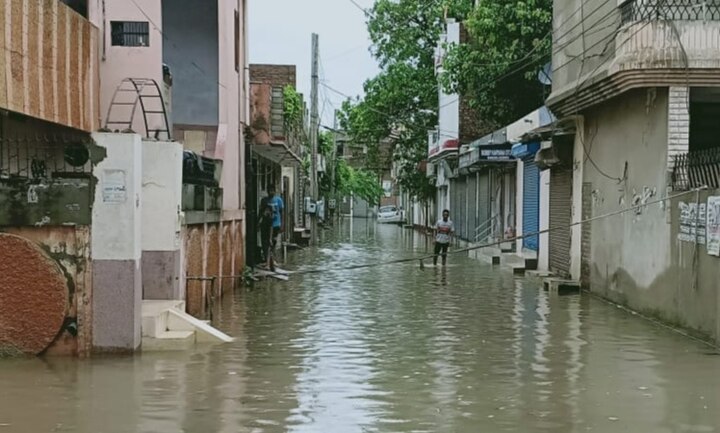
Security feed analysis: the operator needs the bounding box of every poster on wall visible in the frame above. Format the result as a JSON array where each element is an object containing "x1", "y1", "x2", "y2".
[
  {"x1": 102, "y1": 169, "x2": 127, "y2": 204},
  {"x1": 382, "y1": 181, "x2": 392, "y2": 198},
  {"x1": 706, "y1": 196, "x2": 720, "y2": 256},
  {"x1": 678, "y1": 201, "x2": 706, "y2": 245}
]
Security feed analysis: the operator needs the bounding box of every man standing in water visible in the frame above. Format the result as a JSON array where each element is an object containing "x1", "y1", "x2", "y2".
[
  {"x1": 259, "y1": 185, "x2": 284, "y2": 270},
  {"x1": 433, "y1": 209, "x2": 454, "y2": 266}
]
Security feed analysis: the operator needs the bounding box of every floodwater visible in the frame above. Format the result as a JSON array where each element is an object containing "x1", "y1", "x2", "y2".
[{"x1": 2, "y1": 221, "x2": 720, "y2": 433}]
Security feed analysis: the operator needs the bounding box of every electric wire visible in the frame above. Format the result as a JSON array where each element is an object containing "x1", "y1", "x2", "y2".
[{"x1": 256, "y1": 186, "x2": 708, "y2": 277}]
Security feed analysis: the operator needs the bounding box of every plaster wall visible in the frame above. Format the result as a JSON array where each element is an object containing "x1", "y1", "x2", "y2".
[
  {"x1": 141, "y1": 139, "x2": 182, "y2": 299},
  {"x1": 581, "y1": 88, "x2": 720, "y2": 340},
  {"x1": 90, "y1": 132, "x2": 142, "y2": 351}
]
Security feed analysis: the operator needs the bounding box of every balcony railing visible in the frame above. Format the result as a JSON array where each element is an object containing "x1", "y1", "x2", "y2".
[
  {"x1": 620, "y1": 0, "x2": 720, "y2": 24},
  {"x1": 671, "y1": 147, "x2": 720, "y2": 190}
]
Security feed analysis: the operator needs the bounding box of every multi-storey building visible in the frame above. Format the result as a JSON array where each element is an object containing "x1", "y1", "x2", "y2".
[{"x1": 547, "y1": 0, "x2": 720, "y2": 341}]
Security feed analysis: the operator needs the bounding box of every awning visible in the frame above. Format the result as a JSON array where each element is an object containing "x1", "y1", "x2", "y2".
[
  {"x1": 519, "y1": 118, "x2": 576, "y2": 143},
  {"x1": 511, "y1": 141, "x2": 541, "y2": 159},
  {"x1": 428, "y1": 138, "x2": 460, "y2": 161},
  {"x1": 252, "y1": 141, "x2": 302, "y2": 166}
]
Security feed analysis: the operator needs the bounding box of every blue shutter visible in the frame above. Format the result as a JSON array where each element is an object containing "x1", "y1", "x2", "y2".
[{"x1": 523, "y1": 158, "x2": 540, "y2": 251}]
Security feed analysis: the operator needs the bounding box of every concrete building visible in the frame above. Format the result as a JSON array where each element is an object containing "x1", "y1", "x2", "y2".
[
  {"x1": 0, "y1": 0, "x2": 249, "y2": 356},
  {"x1": 0, "y1": 0, "x2": 101, "y2": 356},
  {"x1": 547, "y1": 0, "x2": 720, "y2": 341},
  {"x1": 247, "y1": 64, "x2": 304, "y2": 263},
  {"x1": 428, "y1": 18, "x2": 485, "y2": 232},
  {"x1": 94, "y1": 0, "x2": 250, "y2": 317}
]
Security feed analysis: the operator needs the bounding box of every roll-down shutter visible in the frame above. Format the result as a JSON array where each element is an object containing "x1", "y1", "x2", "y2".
[
  {"x1": 549, "y1": 167, "x2": 573, "y2": 278},
  {"x1": 523, "y1": 158, "x2": 540, "y2": 251}
]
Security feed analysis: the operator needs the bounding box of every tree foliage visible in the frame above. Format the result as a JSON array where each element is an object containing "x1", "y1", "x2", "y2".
[
  {"x1": 440, "y1": 0, "x2": 552, "y2": 128},
  {"x1": 339, "y1": 0, "x2": 472, "y2": 203},
  {"x1": 334, "y1": 159, "x2": 384, "y2": 207}
]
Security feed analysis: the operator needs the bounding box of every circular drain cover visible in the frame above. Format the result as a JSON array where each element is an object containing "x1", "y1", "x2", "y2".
[{"x1": 0, "y1": 234, "x2": 68, "y2": 355}]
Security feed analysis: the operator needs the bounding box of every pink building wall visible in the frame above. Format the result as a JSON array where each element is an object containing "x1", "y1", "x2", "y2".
[{"x1": 90, "y1": 0, "x2": 164, "y2": 136}]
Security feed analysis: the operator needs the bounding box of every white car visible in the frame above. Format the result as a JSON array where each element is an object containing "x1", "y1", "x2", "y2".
[{"x1": 377, "y1": 206, "x2": 404, "y2": 224}]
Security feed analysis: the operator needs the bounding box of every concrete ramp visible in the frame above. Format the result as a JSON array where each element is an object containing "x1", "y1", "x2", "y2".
[{"x1": 141, "y1": 300, "x2": 233, "y2": 351}]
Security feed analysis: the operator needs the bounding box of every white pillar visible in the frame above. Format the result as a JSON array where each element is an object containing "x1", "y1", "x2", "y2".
[{"x1": 91, "y1": 133, "x2": 143, "y2": 352}]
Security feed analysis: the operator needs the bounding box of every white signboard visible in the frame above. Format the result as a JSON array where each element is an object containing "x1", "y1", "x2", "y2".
[
  {"x1": 706, "y1": 196, "x2": 720, "y2": 256},
  {"x1": 102, "y1": 169, "x2": 127, "y2": 203},
  {"x1": 678, "y1": 202, "x2": 706, "y2": 244}
]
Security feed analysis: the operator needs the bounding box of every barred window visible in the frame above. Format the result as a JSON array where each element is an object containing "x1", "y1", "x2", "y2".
[{"x1": 111, "y1": 21, "x2": 150, "y2": 47}]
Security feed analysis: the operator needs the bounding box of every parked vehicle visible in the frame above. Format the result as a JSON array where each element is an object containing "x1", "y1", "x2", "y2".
[{"x1": 377, "y1": 205, "x2": 404, "y2": 224}]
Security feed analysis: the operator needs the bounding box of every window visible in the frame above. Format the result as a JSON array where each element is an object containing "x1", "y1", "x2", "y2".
[
  {"x1": 234, "y1": 11, "x2": 240, "y2": 72},
  {"x1": 690, "y1": 88, "x2": 720, "y2": 152},
  {"x1": 60, "y1": 0, "x2": 88, "y2": 17},
  {"x1": 111, "y1": 21, "x2": 149, "y2": 47}
]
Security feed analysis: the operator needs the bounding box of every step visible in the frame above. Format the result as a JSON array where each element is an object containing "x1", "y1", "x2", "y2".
[
  {"x1": 543, "y1": 278, "x2": 581, "y2": 295},
  {"x1": 512, "y1": 265, "x2": 526, "y2": 275},
  {"x1": 142, "y1": 331, "x2": 195, "y2": 351}
]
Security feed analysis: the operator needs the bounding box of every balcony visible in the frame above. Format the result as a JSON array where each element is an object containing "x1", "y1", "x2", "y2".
[
  {"x1": 620, "y1": 0, "x2": 720, "y2": 23},
  {"x1": 549, "y1": 0, "x2": 720, "y2": 116},
  {"x1": 0, "y1": 0, "x2": 99, "y2": 132},
  {"x1": 249, "y1": 83, "x2": 302, "y2": 166}
]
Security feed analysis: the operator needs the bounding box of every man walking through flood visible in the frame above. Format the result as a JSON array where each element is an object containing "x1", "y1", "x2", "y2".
[
  {"x1": 433, "y1": 209, "x2": 454, "y2": 266},
  {"x1": 258, "y1": 185, "x2": 284, "y2": 271}
]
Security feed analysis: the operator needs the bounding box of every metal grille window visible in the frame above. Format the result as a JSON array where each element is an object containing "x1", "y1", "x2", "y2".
[
  {"x1": 620, "y1": 0, "x2": 720, "y2": 24},
  {"x1": 111, "y1": 21, "x2": 150, "y2": 47}
]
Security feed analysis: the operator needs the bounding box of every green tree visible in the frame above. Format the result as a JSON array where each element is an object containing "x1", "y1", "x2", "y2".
[
  {"x1": 440, "y1": 0, "x2": 552, "y2": 128},
  {"x1": 339, "y1": 0, "x2": 472, "y2": 202},
  {"x1": 335, "y1": 159, "x2": 384, "y2": 207}
]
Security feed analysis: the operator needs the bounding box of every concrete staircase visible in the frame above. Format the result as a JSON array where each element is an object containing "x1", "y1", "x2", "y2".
[
  {"x1": 141, "y1": 300, "x2": 234, "y2": 351},
  {"x1": 467, "y1": 242, "x2": 538, "y2": 274}
]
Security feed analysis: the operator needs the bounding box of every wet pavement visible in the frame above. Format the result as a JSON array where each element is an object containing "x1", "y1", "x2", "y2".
[{"x1": 2, "y1": 221, "x2": 720, "y2": 432}]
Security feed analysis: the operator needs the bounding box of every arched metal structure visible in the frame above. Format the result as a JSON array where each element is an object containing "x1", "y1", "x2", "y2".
[{"x1": 104, "y1": 78, "x2": 172, "y2": 140}]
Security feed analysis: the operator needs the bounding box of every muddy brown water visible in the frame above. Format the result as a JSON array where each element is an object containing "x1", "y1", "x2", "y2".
[{"x1": 2, "y1": 222, "x2": 720, "y2": 432}]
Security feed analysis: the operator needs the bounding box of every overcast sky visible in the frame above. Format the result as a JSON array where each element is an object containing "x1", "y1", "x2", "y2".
[{"x1": 248, "y1": 0, "x2": 379, "y2": 127}]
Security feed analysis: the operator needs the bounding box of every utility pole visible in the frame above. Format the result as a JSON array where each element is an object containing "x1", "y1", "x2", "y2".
[
  {"x1": 309, "y1": 33, "x2": 319, "y2": 245},
  {"x1": 330, "y1": 110, "x2": 339, "y2": 226}
]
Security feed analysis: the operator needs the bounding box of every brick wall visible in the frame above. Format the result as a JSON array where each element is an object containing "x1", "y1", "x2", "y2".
[
  {"x1": 459, "y1": 96, "x2": 487, "y2": 144},
  {"x1": 667, "y1": 86, "x2": 689, "y2": 171},
  {"x1": 249, "y1": 64, "x2": 297, "y2": 88},
  {"x1": 457, "y1": 23, "x2": 492, "y2": 143}
]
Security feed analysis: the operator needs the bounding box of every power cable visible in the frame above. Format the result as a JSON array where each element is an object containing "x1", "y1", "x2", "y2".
[
  {"x1": 348, "y1": 0, "x2": 372, "y2": 16},
  {"x1": 254, "y1": 186, "x2": 707, "y2": 277},
  {"x1": 569, "y1": 4, "x2": 671, "y2": 182}
]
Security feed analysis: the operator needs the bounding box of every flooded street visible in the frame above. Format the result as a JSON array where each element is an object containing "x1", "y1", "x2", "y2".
[{"x1": 2, "y1": 222, "x2": 720, "y2": 433}]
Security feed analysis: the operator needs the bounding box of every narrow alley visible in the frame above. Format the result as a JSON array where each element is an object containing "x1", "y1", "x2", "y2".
[{"x1": 2, "y1": 223, "x2": 719, "y2": 433}]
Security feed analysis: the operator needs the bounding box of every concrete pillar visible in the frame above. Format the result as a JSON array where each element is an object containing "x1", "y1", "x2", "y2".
[
  {"x1": 141, "y1": 140, "x2": 183, "y2": 300},
  {"x1": 516, "y1": 159, "x2": 525, "y2": 253},
  {"x1": 571, "y1": 118, "x2": 585, "y2": 281},
  {"x1": 91, "y1": 133, "x2": 143, "y2": 353},
  {"x1": 538, "y1": 167, "x2": 551, "y2": 272}
]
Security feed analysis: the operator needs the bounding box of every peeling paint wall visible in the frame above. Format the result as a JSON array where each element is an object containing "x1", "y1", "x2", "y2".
[
  {"x1": 0, "y1": 226, "x2": 92, "y2": 357},
  {"x1": 182, "y1": 219, "x2": 243, "y2": 319}
]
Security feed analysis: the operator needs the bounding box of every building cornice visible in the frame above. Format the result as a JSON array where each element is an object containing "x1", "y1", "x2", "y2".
[{"x1": 548, "y1": 68, "x2": 720, "y2": 117}]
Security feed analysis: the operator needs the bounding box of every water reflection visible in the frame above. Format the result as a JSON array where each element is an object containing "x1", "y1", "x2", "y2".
[{"x1": 1, "y1": 221, "x2": 720, "y2": 432}]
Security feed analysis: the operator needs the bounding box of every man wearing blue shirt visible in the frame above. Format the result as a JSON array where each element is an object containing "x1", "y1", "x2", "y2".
[{"x1": 259, "y1": 185, "x2": 284, "y2": 268}]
